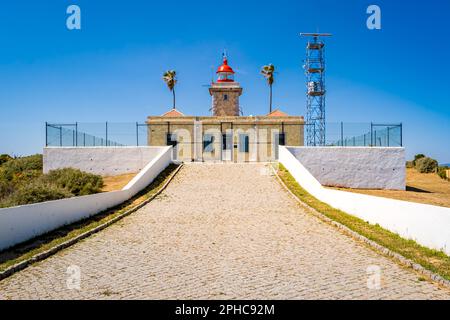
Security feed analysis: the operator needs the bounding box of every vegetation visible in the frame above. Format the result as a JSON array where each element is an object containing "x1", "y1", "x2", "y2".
[
  {"x1": 261, "y1": 64, "x2": 275, "y2": 113},
  {"x1": 277, "y1": 164, "x2": 450, "y2": 281},
  {"x1": 0, "y1": 154, "x2": 103, "y2": 208},
  {"x1": 43, "y1": 168, "x2": 103, "y2": 196},
  {"x1": 415, "y1": 157, "x2": 438, "y2": 173},
  {"x1": 410, "y1": 153, "x2": 448, "y2": 181},
  {"x1": 405, "y1": 160, "x2": 414, "y2": 168},
  {"x1": 413, "y1": 153, "x2": 425, "y2": 166},
  {"x1": 162, "y1": 70, "x2": 177, "y2": 109},
  {"x1": 438, "y1": 166, "x2": 449, "y2": 181},
  {"x1": 0, "y1": 154, "x2": 13, "y2": 166}
]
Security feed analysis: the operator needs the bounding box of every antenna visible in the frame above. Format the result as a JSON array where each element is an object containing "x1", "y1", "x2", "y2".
[{"x1": 300, "y1": 32, "x2": 332, "y2": 146}]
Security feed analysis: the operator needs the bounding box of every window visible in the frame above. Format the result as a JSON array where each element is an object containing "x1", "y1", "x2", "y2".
[
  {"x1": 278, "y1": 133, "x2": 286, "y2": 146},
  {"x1": 222, "y1": 134, "x2": 232, "y2": 150},
  {"x1": 274, "y1": 132, "x2": 285, "y2": 160},
  {"x1": 239, "y1": 134, "x2": 249, "y2": 153},
  {"x1": 203, "y1": 134, "x2": 215, "y2": 152},
  {"x1": 223, "y1": 94, "x2": 228, "y2": 101}
]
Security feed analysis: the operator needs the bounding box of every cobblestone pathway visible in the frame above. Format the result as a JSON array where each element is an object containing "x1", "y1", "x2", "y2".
[{"x1": 0, "y1": 164, "x2": 449, "y2": 299}]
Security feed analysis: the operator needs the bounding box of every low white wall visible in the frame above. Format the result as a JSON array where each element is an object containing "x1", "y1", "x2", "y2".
[
  {"x1": 0, "y1": 146, "x2": 172, "y2": 251},
  {"x1": 279, "y1": 146, "x2": 450, "y2": 255},
  {"x1": 288, "y1": 147, "x2": 405, "y2": 190},
  {"x1": 43, "y1": 147, "x2": 164, "y2": 176}
]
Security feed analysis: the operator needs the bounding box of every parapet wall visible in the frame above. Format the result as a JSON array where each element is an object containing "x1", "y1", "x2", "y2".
[
  {"x1": 287, "y1": 147, "x2": 405, "y2": 190},
  {"x1": 279, "y1": 146, "x2": 450, "y2": 255},
  {"x1": 0, "y1": 146, "x2": 172, "y2": 251},
  {"x1": 43, "y1": 147, "x2": 164, "y2": 176}
]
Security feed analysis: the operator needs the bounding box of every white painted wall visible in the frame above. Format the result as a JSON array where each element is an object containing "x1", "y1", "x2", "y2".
[
  {"x1": 0, "y1": 146, "x2": 172, "y2": 251},
  {"x1": 279, "y1": 146, "x2": 450, "y2": 255},
  {"x1": 43, "y1": 147, "x2": 164, "y2": 176},
  {"x1": 288, "y1": 147, "x2": 405, "y2": 190}
]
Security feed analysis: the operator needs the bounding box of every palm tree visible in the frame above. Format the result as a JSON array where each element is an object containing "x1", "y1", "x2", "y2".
[
  {"x1": 163, "y1": 70, "x2": 177, "y2": 109},
  {"x1": 261, "y1": 64, "x2": 275, "y2": 113}
]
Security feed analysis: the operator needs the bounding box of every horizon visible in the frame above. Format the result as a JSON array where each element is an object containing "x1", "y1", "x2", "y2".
[{"x1": 0, "y1": 0, "x2": 449, "y2": 162}]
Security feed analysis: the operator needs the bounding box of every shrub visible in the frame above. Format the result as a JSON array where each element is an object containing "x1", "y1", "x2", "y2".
[
  {"x1": 415, "y1": 157, "x2": 438, "y2": 173},
  {"x1": 0, "y1": 154, "x2": 13, "y2": 166},
  {"x1": 412, "y1": 154, "x2": 425, "y2": 166},
  {"x1": 43, "y1": 168, "x2": 104, "y2": 196},
  {"x1": 406, "y1": 161, "x2": 414, "y2": 168},
  {"x1": 0, "y1": 179, "x2": 14, "y2": 199},
  {"x1": 0, "y1": 154, "x2": 43, "y2": 182},
  {"x1": 0, "y1": 181, "x2": 72, "y2": 208},
  {"x1": 437, "y1": 167, "x2": 449, "y2": 181}
]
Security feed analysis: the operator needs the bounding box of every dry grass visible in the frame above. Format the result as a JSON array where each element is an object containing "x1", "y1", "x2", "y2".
[
  {"x1": 277, "y1": 164, "x2": 450, "y2": 281},
  {"x1": 330, "y1": 168, "x2": 450, "y2": 208},
  {"x1": 102, "y1": 173, "x2": 137, "y2": 192}
]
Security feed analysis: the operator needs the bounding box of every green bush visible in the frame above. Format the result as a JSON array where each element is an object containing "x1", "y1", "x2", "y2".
[
  {"x1": 0, "y1": 180, "x2": 14, "y2": 199},
  {"x1": 0, "y1": 154, "x2": 13, "y2": 166},
  {"x1": 413, "y1": 154, "x2": 425, "y2": 166},
  {"x1": 406, "y1": 161, "x2": 414, "y2": 168},
  {"x1": 437, "y1": 167, "x2": 449, "y2": 181},
  {"x1": 0, "y1": 154, "x2": 104, "y2": 208},
  {"x1": 0, "y1": 181, "x2": 72, "y2": 208},
  {"x1": 43, "y1": 168, "x2": 104, "y2": 196},
  {"x1": 0, "y1": 154, "x2": 43, "y2": 182},
  {"x1": 415, "y1": 157, "x2": 438, "y2": 173}
]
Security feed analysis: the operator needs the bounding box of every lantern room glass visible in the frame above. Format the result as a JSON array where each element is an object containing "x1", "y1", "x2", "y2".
[{"x1": 217, "y1": 72, "x2": 234, "y2": 82}]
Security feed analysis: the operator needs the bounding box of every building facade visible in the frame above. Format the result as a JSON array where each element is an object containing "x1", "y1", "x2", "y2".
[{"x1": 147, "y1": 55, "x2": 304, "y2": 162}]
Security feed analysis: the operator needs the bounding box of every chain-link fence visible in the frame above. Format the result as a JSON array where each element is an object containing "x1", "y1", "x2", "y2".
[
  {"x1": 322, "y1": 123, "x2": 402, "y2": 147},
  {"x1": 45, "y1": 122, "x2": 402, "y2": 148}
]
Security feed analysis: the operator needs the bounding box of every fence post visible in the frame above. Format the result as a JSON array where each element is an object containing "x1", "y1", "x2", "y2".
[
  {"x1": 45, "y1": 122, "x2": 48, "y2": 147},
  {"x1": 370, "y1": 122, "x2": 373, "y2": 147},
  {"x1": 75, "y1": 122, "x2": 78, "y2": 147},
  {"x1": 387, "y1": 126, "x2": 390, "y2": 147},
  {"x1": 83, "y1": 133, "x2": 86, "y2": 147},
  {"x1": 136, "y1": 122, "x2": 139, "y2": 146},
  {"x1": 59, "y1": 126, "x2": 62, "y2": 147},
  {"x1": 105, "y1": 122, "x2": 108, "y2": 147},
  {"x1": 340, "y1": 122, "x2": 344, "y2": 147},
  {"x1": 400, "y1": 123, "x2": 403, "y2": 147}
]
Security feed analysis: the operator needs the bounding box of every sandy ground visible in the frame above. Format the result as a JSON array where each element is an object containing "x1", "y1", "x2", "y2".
[
  {"x1": 330, "y1": 168, "x2": 450, "y2": 208},
  {"x1": 0, "y1": 163, "x2": 449, "y2": 299},
  {"x1": 102, "y1": 173, "x2": 137, "y2": 192}
]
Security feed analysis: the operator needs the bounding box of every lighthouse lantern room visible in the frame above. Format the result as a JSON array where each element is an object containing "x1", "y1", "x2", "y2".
[
  {"x1": 216, "y1": 56, "x2": 235, "y2": 82},
  {"x1": 209, "y1": 53, "x2": 243, "y2": 116}
]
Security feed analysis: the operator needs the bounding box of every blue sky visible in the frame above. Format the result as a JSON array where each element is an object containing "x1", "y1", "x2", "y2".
[{"x1": 0, "y1": 0, "x2": 449, "y2": 162}]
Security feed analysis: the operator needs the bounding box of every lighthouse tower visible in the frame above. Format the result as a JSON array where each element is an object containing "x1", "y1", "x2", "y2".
[{"x1": 209, "y1": 54, "x2": 243, "y2": 116}]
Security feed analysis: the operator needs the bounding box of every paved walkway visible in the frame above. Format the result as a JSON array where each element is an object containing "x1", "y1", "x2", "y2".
[{"x1": 0, "y1": 164, "x2": 449, "y2": 299}]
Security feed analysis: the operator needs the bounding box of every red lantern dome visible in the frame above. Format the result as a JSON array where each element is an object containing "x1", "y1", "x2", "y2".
[{"x1": 216, "y1": 55, "x2": 235, "y2": 82}]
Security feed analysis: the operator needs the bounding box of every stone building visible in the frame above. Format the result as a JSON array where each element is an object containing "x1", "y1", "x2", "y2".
[{"x1": 147, "y1": 55, "x2": 304, "y2": 162}]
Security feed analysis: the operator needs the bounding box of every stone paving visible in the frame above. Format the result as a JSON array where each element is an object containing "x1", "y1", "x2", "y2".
[{"x1": 0, "y1": 163, "x2": 449, "y2": 300}]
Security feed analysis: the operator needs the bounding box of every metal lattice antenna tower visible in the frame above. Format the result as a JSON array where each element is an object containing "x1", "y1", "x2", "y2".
[{"x1": 300, "y1": 33, "x2": 332, "y2": 146}]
